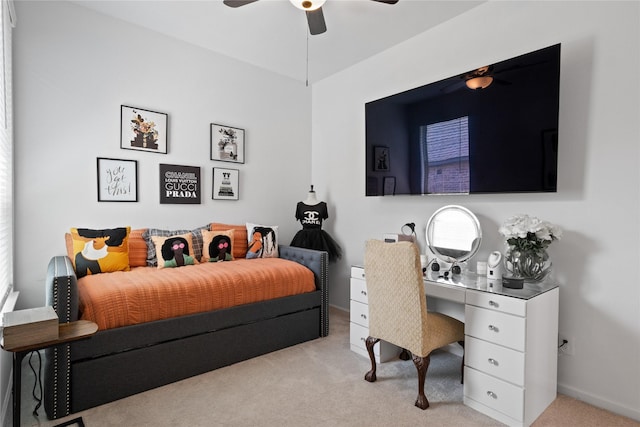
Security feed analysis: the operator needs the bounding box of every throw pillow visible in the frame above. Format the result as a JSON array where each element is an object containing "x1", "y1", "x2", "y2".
[
  {"x1": 201, "y1": 229, "x2": 235, "y2": 262},
  {"x1": 210, "y1": 223, "x2": 248, "y2": 259},
  {"x1": 143, "y1": 225, "x2": 208, "y2": 266},
  {"x1": 150, "y1": 233, "x2": 199, "y2": 269},
  {"x1": 246, "y1": 223, "x2": 279, "y2": 259},
  {"x1": 128, "y1": 228, "x2": 148, "y2": 268},
  {"x1": 69, "y1": 227, "x2": 131, "y2": 278}
]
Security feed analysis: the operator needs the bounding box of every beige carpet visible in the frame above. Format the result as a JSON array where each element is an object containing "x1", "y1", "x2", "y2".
[{"x1": 20, "y1": 308, "x2": 639, "y2": 427}]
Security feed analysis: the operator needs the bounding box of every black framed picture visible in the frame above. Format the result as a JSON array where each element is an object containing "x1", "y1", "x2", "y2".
[
  {"x1": 373, "y1": 146, "x2": 390, "y2": 171},
  {"x1": 213, "y1": 168, "x2": 239, "y2": 201},
  {"x1": 210, "y1": 123, "x2": 245, "y2": 164},
  {"x1": 97, "y1": 158, "x2": 138, "y2": 202},
  {"x1": 121, "y1": 105, "x2": 168, "y2": 154},
  {"x1": 159, "y1": 164, "x2": 201, "y2": 204}
]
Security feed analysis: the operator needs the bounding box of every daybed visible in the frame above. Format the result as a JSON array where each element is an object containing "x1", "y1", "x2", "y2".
[{"x1": 43, "y1": 225, "x2": 328, "y2": 420}]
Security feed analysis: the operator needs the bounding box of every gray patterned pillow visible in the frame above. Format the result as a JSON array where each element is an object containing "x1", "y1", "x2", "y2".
[{"x1": 143, "y1": 225, "x2": 209, "y2": 266}]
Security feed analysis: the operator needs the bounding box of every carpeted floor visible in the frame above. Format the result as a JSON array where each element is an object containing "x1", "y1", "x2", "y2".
[{"x1": 19, "y1": 307, "x2": 639, "y2": 427}]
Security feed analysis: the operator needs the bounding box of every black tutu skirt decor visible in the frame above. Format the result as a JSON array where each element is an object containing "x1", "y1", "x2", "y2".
[
  {"x1": 290, "y1": 229, "x2": 342, "y2": 262},
  {"x1": 290, "y1": 200, "x2": 342, "y2": 262}
]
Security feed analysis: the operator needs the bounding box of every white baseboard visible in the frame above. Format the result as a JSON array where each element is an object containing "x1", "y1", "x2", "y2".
[
  {"x1": 558, "y1": 382, "x2": 640, "y2": 422},
  {"x1": 328, "y1": 303, "x2": 348, "y2": 314}
]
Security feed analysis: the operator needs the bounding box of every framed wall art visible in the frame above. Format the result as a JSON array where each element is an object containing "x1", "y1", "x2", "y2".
[
  {"x1": 213, "y1": 168, "x2": 239, "y2": 201},
  {"x1": 210, "y1": 123, "x2": 245, "y2": 164},
  {"x1": 373, "y1": 146, "x2": 390, "y2": 171},
  {"x1": 383, "y1": 176, "x2": 396, "y2": 196},
  {"x1": 121, "y1": 105, "x2": 168, "y2": 154},
  {"x1": 97, "y1": 158, "x2": 138, "y2": 202},
  {"x1": 159, "y1": 164, "x2": 201, "y2": 204}
]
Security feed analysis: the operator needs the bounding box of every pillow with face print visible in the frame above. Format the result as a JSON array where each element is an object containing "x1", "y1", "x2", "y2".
[
  {"x1": 143, "y1": 225, "x2": 208, "y2": 266},
  {"x1": 201, "y1": 229, "x2": 235, "y2": 262},
  {"x1": 245, "y1": 223, "x2": 279, "y2": 259},
  {"x1": 69, "y1": 227, "x2": 131, "y2": 278},
  {"x1": 151, "y1": 233, "x2": 199, "y2": 269}
]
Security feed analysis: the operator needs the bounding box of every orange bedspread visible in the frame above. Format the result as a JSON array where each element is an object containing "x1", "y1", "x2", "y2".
[{"x1": 78, "y1": 258, "x2": 316, "y2": 330}]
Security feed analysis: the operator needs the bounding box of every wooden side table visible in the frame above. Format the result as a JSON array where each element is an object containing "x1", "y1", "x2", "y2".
[{"x1": 1, "y1": 320, "x2": 98, "y2": 427}]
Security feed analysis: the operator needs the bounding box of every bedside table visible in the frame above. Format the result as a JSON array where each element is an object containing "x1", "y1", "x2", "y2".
[{"x1": 2, "y1": 320, "x2": 98, "y2": 427}]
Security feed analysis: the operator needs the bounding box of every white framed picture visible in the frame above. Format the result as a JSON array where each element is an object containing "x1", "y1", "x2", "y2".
[
  {"x1": 210, "y1": 124, "x2": 245, "y2": 164},
  {"x1": 97, "y1": 158, "x2": 138, "y2": 202},
  {"x1": 121, "y1": 105, "x2": 168, "y2": 154},
  {"x1": 213, "y1": 168, "x2": 239, "y2": 201}
]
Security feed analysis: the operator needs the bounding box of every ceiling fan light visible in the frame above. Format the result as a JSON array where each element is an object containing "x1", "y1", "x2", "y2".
[
  {"x1": 289, "y1": 0, "x2": 326, "y2": 11},
  {"x1": 466, "y1": 76, "x2": 493, "y2": 90}
]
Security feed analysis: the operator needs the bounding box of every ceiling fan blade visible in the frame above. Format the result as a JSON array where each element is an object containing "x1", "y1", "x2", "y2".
[
  {"x1": 306, "y1": 7, "x2": 327, "y2": 35},
  {"x1": 223, "y1": 0, "x2": 259, "y2": 8},
  {"x1": 440, "y1": 80, "x2": 466, "y2": 94},
  {"x1": 493, "y1": 78, "x2": 512, "y2": 86},
  {"x1": 369, "y1": 0, "x2": 399, "y2": 4}
]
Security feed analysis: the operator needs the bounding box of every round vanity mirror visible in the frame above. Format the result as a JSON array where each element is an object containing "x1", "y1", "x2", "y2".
[{"x1": 426, "y1": 205, "x2": 482, "y2": 263}]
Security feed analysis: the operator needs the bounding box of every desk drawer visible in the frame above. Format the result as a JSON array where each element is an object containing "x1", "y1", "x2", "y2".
[
  {"x1": 466, "y1": 290, "x2": 526, "y2": 317},
  {"x1": 465, "y1": 305, "x2": 525, "y2": 351},
  {"x1": 350, "y1": 278, "x2": 368, "y2": 304},
  {"x1": 351, "y1": 266, "x2": 365, "y2": 280},
  {"x1": 350, "y1": 300, "x2": 370, "y2": 328},
  {"x1": 465, "y1": 336, "x2": 524, "y2": 386},
  {"x1": 350, "y1": 322, "x2": 399, "y2": 362},
  {"x1": 464, "y1": 367, "x2": 524, "y2": 422},
  {"x1": 424, "y1": 280, "x2": 466, "y2": 303},
  {"x1": 350, "y1": 321, "x2": 370, "y2": 352}
]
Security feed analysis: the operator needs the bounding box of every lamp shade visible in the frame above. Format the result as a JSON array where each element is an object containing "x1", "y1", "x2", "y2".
[
  {"x1": 289, "y1": 0, "x2": 326, "y2": 11},
  {"x1": 466, "y1": 76, "x2": 493, "y2": 90}
]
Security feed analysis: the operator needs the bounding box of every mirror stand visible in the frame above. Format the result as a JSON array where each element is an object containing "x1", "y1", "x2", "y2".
[{"x1": 425, "y1": 205, "x2": 482, "y2": 275}]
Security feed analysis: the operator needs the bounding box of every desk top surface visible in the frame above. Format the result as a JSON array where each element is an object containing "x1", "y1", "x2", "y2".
[
  {"x1": 424, "y1": 271, "x2": 559, "y2": 300},
  {"x1": 1, "y1": 320, "x2": 98, "y2": 353}
]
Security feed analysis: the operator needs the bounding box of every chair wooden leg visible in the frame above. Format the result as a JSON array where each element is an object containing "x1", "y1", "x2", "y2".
[
  {"x1": 399, "y1": 348, "x2": 411, "y2": 360},
  {"x1": 412, "y1": 354, "x2": 431, "y2": 410},
  {"x1": 364, "y1": 336, "x2": 380, "y2": 382},
  {"x1": 458, "y1": 340, "x2": 465, "y2": 384}
]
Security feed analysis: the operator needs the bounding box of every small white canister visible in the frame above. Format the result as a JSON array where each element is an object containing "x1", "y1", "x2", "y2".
[{"x1": 476, "y1": 261, "x2": 487, "y2": 276}]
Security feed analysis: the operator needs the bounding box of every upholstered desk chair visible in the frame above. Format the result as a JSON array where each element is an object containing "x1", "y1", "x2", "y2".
[{"x1": 363, "y1": 239, "x2": 464, "y2": 410}]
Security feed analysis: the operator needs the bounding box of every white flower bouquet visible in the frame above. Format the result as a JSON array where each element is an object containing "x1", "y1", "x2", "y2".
[
  {"x1": 499, "y1": 214, "x2": 562, "y2": 281},
  {"x1": 499, "y1": 214, "x2": 562, "y2": 252}
]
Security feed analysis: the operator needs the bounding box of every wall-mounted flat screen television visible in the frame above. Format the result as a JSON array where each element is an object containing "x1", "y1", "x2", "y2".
[{"x1": 365, "y1": 44, "x2": 560, "y2": 196}]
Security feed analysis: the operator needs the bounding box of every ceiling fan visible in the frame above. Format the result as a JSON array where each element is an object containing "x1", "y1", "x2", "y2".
[
  {"x1": 442, "y1": 57, "x2": 552, "y2": 93},
  {"x1": 223, "y1": 0, "x2": 399, "y2": 35}
]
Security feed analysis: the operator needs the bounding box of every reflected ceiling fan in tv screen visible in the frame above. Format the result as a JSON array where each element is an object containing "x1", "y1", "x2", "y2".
[{"x1": 365, "y1": 44, "x2": 561, "y2": 196}]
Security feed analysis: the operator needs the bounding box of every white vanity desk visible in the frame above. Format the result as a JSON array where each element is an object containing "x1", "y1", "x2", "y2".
[
  {"x1": 428, "y1": 271, "x2": 559, "y2": 427},
  {"x1": 349, "y1": 266, "x2": 559, "y2": 427},
  {"x1": 352, "y1": 205, "x2": 559, "y2": 426}
]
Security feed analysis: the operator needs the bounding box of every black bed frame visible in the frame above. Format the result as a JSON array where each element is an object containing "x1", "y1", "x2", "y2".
[{"x1": 43, "y1": 245, "x2": 328, "y2": 420}]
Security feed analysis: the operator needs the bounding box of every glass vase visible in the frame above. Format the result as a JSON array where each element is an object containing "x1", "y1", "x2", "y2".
[{"x1": 504, "y1": 246, "x2": 552, "y2": 282}]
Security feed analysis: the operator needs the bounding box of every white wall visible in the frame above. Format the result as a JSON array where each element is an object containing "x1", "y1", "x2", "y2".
[
  {"x1": 13, "y1": 1, "x2": 312, "y2": 309},
  {"x1": 10, "y1": 0, "x2": 640, "y2": 422},
  {"x1": 312, "y1": 0, "x2": 639, "y2": 421}
]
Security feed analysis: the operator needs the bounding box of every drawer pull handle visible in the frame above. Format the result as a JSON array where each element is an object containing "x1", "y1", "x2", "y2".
[
  {"x1": 361, "y1": 314, "x2": 367, "y2": 319},
  {"x1": 361, "y1": 290, "x2": 367, "y2": 296},
  {"x1": 361, "y1": 337, "x2": 366, "y2": 341},
  {"x1": 486, "y1": 391, "x2": 498, "y2": 399},
  {"x1": 488, "y1": 358, "x2": 499, "y2": 366},
  {"x1": 489, "y1": 300, "x2": 499, "y2": 307},
  {"x1": 361, "y1": 273, "x2": 365, "y2": 278},
  {"x1": 488, "y1": 325, "x2": 499, "y2": 332}
]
